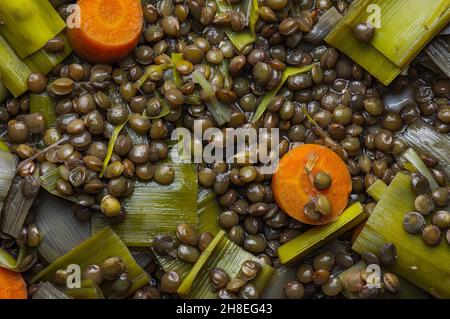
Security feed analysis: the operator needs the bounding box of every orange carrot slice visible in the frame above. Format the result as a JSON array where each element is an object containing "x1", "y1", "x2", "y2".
[
  {"x1": 272, "y1": 144, "x2": 352, "y2": 225},
  {"x1": 67, "y1": 0, "x2": 143, "y2": 64},
  {"x1": 0, "y1": 268, "x2": 27, "y2": 299}
]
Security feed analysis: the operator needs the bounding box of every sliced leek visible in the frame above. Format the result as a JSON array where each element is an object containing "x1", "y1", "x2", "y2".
[
  {"x1": 251, "y1": 64, "x2": 314, "y2": 123},
  {"x1": 197, "y1": 188, "x2": 222, "y2": 235},
  {"x1": 278, "y1": 202, "x2": 366, "y2": 265},
  {"x1": 30, "y1": 92, "x2": 57, "y2": 128},
  {"x1": 0, "y1": 0, "x2": 66, "y2": 58},
  {"x1": 99, "y1": 118, "x2": 130, "y2": 178},
  {"x1": 352, "y1": 172, "x2": 450, "y2": 298},
  {"x1": 34, "y1": 190, "x2": 91, "y2": 264},
  {"x1": 40, "y1": 166, "x2": 79, "y2": 203},
  {"x1": 0, "y1": 150, "x2": 18, "y2": 217},
  {"x1": 171, "y1": 53, "x2": 183, "y2": 87},
  {"x1": 24, "y1": 32, "x2": 72, "y2": 75},
  {"x1": 64, "y1": 279, "x2": 105, "y2": 299},
  {"x1": 32, "y1": 282, "x2": 72, "y2": 299},
  {"x1": 0, "y1": 34, "x2": 32, "y2": 97},
  {"x1": 402, "y1": 148, "x2": 439, "y2": 190},
  {"x1": 192, "y1": 70, "x2": 231, "y2": 125},
  {"x1": 134, "y1": 64, "x2": 172, "y2": 89},
  {"x1": 325, "y1": 0, "x2": 449, "y2": 85},
  {"x1": 366, "y1": 179, "x2": 388, "y2": 202},
  {"x1": 215, "y1": 0, "x2": 259, "y2": 51},
  {"x1": 304, "y1": 7, "x2": 342, "y2": 43},
  {"x1": 92, "y1": 162, "x2": 198, "y2": 246},
  {"x1": 32, "y1": 227, "x2": 150, "y2": 299},
  {"x1": 1, "y1": 173, "x2": 40, "y2": 238},
  {"x1": 338, "y1": 261, "x2": 429, "y2": 299},
  {"x1": 425, "y1": 37, "x2": 450, "y2": 77},
  {"x1": 401, "y1": 119, "x2": 450, "y2": 176},
  {"x1": 178, "y1": 231, "x2": 274, "y2": 298}
]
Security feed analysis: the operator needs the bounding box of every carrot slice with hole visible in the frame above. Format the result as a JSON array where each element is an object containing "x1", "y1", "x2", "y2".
[
  {"x1": 272, "y1": 144, "x2": 352, "y2": 225},
  {"x1": 67, "y1": 0, "x2": 143, "y2": 64},
  {"x1": 0, "y1": 268, "x2": 27, "y2": 299}
]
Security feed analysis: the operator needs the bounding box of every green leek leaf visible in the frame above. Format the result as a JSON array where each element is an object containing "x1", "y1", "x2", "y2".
[
  {"x1": 30, "y1": 92, "x2": 57, "y2": 128},
  {"x1": 99, "y1": 118, "x2": 130, "y2": 178},
  {"x1": 0, "y1": 150, "x2": 18, "y2": 217},
  {"x1": 366, "y1": 179, "x2": 388, "y2": 202},
  {"x1": 92, "y1": 162, "x2": 198, "y2": 246},
  {"x1": 251, "y1": 64, "x2": 314, "y2": 123},
  {"x1": 278, "y1": 202, "x2": 366, "y2": 265},
  {"x1": 352, "y1": 172, "x2": 450, "y2": 298},
  {"x1": 171, "y1": 53, "x2": 183, "y2": 87},
  {"x1": 32, "y1": 227, "x2": 150, "y2": 299},
  {"x1": 134, "y1": 64, "x2": 172, "y2": 89},
  {"x1": 403, "y1": 148, "x2": 439, "y2": 190},
  {"x1": 34, "y1": 190, "x2": 91, "y2": 264}
]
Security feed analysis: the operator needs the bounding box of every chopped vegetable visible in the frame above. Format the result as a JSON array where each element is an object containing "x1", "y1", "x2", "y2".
[
  {"x1": 0, "y1": 82, "x2": 9, "y2": 104},
  {"x1": 67, "y1": 0, "x2": 143, "y2": 63},
  {"x1": 304, "y1": 7, "x2": 342, "y2": 43},
  {"x1": 0, "y1": 267, "x2": 27, "y2": 299},
  {"x1": 215, "y1": 0, "x2": 259, "y2": 51},
  {"x1": 0, "y1": 34, "x2": 32, "y2": 97},
  {"x1": 32, "y1": 227, "x2": 149, "y2": 299},
  {"x1": 171, "y1": 53, "x2": 184, "y2": 87},
  {"x1": 272, "y1": 144, "x2": 352, "y2": 225},
  {"x1": 99, "y1": 117, "x2": 130, "y2": 178},
  {"x1": 134, "y1": 64, "x2": 172, "y2": 90},
  {"x1": 32, "y1": 282, "x2": 72, "y2": 299},
  {"x1": 34, "y1": 191, "x2": 91, "y2": 264},
  {"x1": 144, "y1": 91, "x2": 171, "y2": 120},
  {"x1": 40, "y1": 167, "x2": 81, "y2": 204},
  {"x1": 338, "y1": 261, "x2": 429, "y2": 299},
  {"x1": 278, "y1": 202, "x2": 365, "y2": 265},
  {"x1": 425, "y1": 37, "x2": 450, "y2": 77},
  {"x1": 325, "y1": 0, "x2": 449, "y2": 85},
  {"x1": 30, "y1": 92, "x2": 57, "y2": 128},
  {"x1": 0, "y1": 0, "x2": 66, "y2": 58},
  {"x1": 367, "y1": 179, "x2": 388, "y2": 202},
  {"x1": 0, "y1": 150, "x2": 18, "y2": 216},
  {"x1": 352, "y1": 172, "x2": 450, "y2": 298},
  {"x1": 400, "y1": 119, "x2": 450, "y2": 176},
  {"x1": 178, "y1": 230, "x2": 274, "y2": 298},
  {"x1": 192, "y1": 70, "x2": 231, "y2": 125},
  {"x1": 402, "y1": 148, "x2": 439, "y2": 190},
  {"x1": 24, "y1": 32, "x2": 72, "y2": 75},
  {"x1": 64, "y1": 279, "x2": 104, "y2": 299},
  {"x1": 1, "y1": 173, "x2": 40, "y2": 238},
  {"x1": 92, "y1": 162, "x2": 197, "y2": 246},
  {"x1": 198, "y1": 188, "x2": 222, "y2": 235},
  {"x1": 251, "y1": 65, "x2": 314, "y2": 123}
]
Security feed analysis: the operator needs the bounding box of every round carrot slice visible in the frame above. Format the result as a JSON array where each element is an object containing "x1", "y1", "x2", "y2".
[
  {"x1": 0, "y1": 268, "x2": 27, "y2": 299},
  {"x1": 272, "y1": 144, "x2": 352, "y2": 225},
  {"x1": 67, "y1": 0, "x2": 143, "y2": 64}
]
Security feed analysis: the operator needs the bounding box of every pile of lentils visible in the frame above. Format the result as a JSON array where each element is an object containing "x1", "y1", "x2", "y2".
[
  {"x1": 404, "y1": 173, "x2": 450, "y2": 246},
  {"x1": 0, "y1": 0, "x2": 448, "y2": 299}
]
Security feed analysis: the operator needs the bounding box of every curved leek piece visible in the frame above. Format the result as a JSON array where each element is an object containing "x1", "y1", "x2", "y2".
[
  {"x1": 0, "y1": 0, "x2": 66, "y2": 58},
  {"x1": 32, "y1": 227, "x2": 150, "y2": 299},
  {"x1": 34, "y1": 191, "x2": 91, "y2": 264},
  {"x1": 32, "y1": 282, "x2": 72, "y2": 299},
  {"x1": 64, "y1": 279, "x2": 105, "y2": 299},
  {"x1": 1, "y1": 172, "x2": 40, "y2": 238},
  {"x1": 366, "y1": 179, "x2": 388, "y2": 202},
  {"x1": 338, "y1": 261, "x2": 429, "y2": 299},
  {"x1": 261, "y1": 266, "x2": 297, "y2": 299},
  {"x1": 143, "y1": 91, "x2": 171, "y2": 120},
  {"x1": 403, "y1": 148, "x2": 439, "y2": 190},
  {"x1": 0, "y1": 34, "x2": 32, "y2": 97},
  {"x1": 24, "y1": 32, "x2": 72, "y2": 75},
  {"x1": 304, "y1": 7, "x2": 342, "y2": 43},
  {"x1": 0, "y1": 246, "x2": 29, "y2": 272},
  {"x1": 134, "y1": 63, "x2": 172, "y2": 89},
  {"x1": 30, "y1": 92, "x2": 57, "y2": 128},
  {"x1": 401, "y1": 119, "x2": 450, "y2": 176},
  {"x1": 425, "y1": 37, "x2": 450, "y2": 77},
  {"x1": 198, "y1": 188, "x2": 222, "y2": 235},
  {"x1": 178, "y1": 231, "x2": 275, "y2": 298},
  {"x1": 251, "y1": 64, "x2": 314, "y2": 123},
  {"x1": 192, "y1": 70, "x2": 231, "y2": 125},
  {"x1": 40, "y1": 166, "x2": 80, "y2": 203},
  {"x1": 278, "y1": 202, "x2": 366, "y2": 265},
  {"x1": 325, "y1": 0, "x2": 449, "y2": 85},
  {"x1": 215, "y1": 0, "x2": 259, "y2": 51},
  {"x1": 352, "y1": 172, "x2": 450, "y2": 298},
  {"x1": 92, "y1": 162, "x2": 198, "y2": 246},
  {"x1": 99, "y1": 118, "x2": 130, "y2": 178},
  {"x1": 171, "y1": 53, "x2": 183, "y2": 87},
  {"x1": 0, "y1": 150, "x2": 18, "y2": 216}
]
